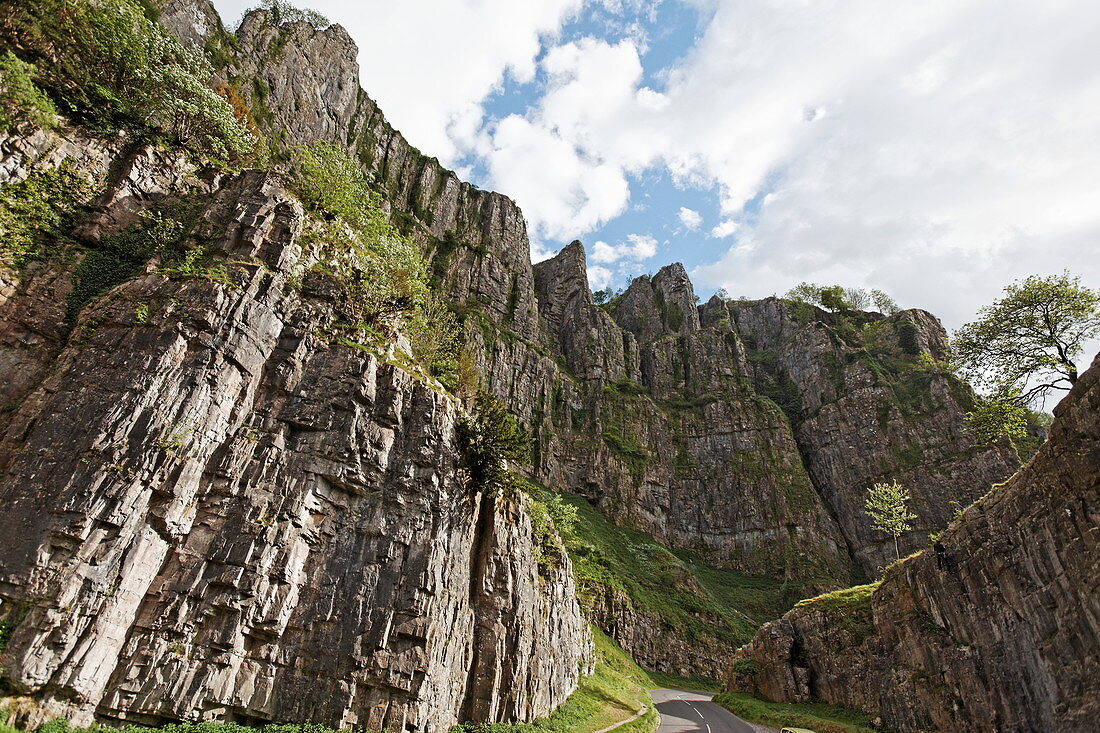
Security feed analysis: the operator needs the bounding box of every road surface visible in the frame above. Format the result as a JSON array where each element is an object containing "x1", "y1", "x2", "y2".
[{"x1": 652, "y1": 688, "x2": 759, "y2": 733}]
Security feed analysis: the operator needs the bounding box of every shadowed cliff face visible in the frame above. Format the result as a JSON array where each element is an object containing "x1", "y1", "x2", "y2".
[
  {"x1": 0, "y1": 132, "x2": 587, "y2": 733},
  {"x1": 726, "y1": 353, "x2": 1100, "y2": 732}
]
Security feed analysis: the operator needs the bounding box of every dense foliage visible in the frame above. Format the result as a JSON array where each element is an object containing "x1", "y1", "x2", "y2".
[
  {"x1": 0, "y1": 50, "x2": 56, "y2": 129},
  {"x1": 954, "y1": 272, "x2": 1099, "y2": 403},
  {"x1": 0, "y1": 0, "x2": 254, "y2": 161},
  {"x1": 786, "y1": 281, "x2": 899, "y2": 314},
  {"x1": 457, "y1": 392, "x2": 532, "y2": 494},
  {"x1": 289, "y1": 141, "x2": 460, "y2": 376},
  {"x1": 0, "y1": 161, "x2": 94, "y2": 266}
]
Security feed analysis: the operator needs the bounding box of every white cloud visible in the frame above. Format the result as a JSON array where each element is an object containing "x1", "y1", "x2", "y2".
[
  {"x1": 211, "y1": 0, "x2": 582, "y2": 165},
  {"x1": 710, "y1": 219, "x2": 737, "y2": 238},
  {"x1": 591, "y1": 234, "x2": 658, "y2": 264},
  {"x1": 480, "y1": 115, "x2": 631, "y2": 244},
  {"x1": 587, "y1": 265, "x2": 614, "y2": 290},
  {"x1": 678, "y1": 207, "x2": 702, "y2": 229},
  {"x1": 478, "y1": 0, "x2": 1100, "y2": 331}
]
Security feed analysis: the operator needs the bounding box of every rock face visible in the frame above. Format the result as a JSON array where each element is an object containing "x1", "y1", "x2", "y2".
[
  {"x1": 202, "y1": 0, "x2": 1016, "y2": 585},
  {"x1": 0, "y1": 134, "x2": 587, "y2": 732},
  {"x1": 0, "y1": 0, "x2": 1024, "y2": 707},
  {"x1": 727, "y1": 353, "x2": 1100, "y2": 732}
]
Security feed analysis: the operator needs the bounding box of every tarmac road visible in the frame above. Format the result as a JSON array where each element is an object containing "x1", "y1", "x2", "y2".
[{"x1": 652, "y1": 688, "x2": 759, "y2": 733}]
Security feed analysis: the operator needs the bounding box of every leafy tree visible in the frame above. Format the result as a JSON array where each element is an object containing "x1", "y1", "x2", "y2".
[
  {"x1": 865, "y1": 480, "x2": 917, "y2": 561},
  {"x1": 817, "y1": 285, "x2": 848, "y2": 311},
  {"x1": 870, "y1": 288, "x2": 900, "y2": 315},
  {"x1": 457, "y1": 392, "x2": 532, "y2": 494},
  {"x1": 1, "y1": 0, "x2": 254, "y2": 160},
  {"x1": 965, "y1": 395, "x2": 1029, "y2": 445},
  {"x1": 844, "y1": 287, "x2": 870, "y2": 310},
  {"x1": 953, "y1": 272, "x2": 1100, "y2": 405}
]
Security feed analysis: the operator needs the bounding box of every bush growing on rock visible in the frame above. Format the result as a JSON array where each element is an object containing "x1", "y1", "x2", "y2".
[
  {"x1": 290, "y1": 141, "x2": 460, "y2": 377},
  {"x1": 0, "y1": 0, "x2": 255, "y2": 161}
]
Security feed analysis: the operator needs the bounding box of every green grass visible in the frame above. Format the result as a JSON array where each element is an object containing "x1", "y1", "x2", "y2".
[
  {"x1": 452, "y1": 627, "x2": 657, "y2": 732},
  {"x1": 713, "y1": 691, "x2": 877, "y2": 733},
  {"x1": 562, "y1": 492, "x2": 800, "y2": 649},
  {"x1": 794, "y1": 582, "x2": 881, "y2": 641}
]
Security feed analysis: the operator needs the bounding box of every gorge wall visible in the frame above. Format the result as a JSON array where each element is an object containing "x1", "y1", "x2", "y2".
[
  {"x1": 726, "y1": 353, "x2": 1100, "y2": 732},
  {"x1": 213, "y1": 3, "x2": 1017, "y2": 581},
  {"x1": 0, "y1": 130, "x2": 587, "y2": 732},
  {"x1": 0, "y1": 0, "x2": 1030, "y2": 722}
]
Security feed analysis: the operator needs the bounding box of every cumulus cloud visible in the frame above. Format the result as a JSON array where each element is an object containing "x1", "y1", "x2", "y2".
[
  {"x1": 476, "y1": 36, "x2": 668, "y2": 243},
  {"x1": 587, "y1": 264, "x2": 614, "y2": 290},
  {"x1": 591, "y1": 234, "x2": 658, "y2": 264},
  {"x1": 678, "y1": 207, "x2": 702, "y2": 229},
  {"x1": 710, "y1": 219, "x2": 737, "y2": 238},
  {"x1": 476, "y1": 0, "x2": 1100, "y2": 330}
]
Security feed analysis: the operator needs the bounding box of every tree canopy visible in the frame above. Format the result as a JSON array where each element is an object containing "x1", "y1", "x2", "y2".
[
  {"x1": 865, "y1": 480, "x2": 916, "y2": 561},
  {"x1": 953, "y1": 272, "x2": 1099, "y2": 405}
]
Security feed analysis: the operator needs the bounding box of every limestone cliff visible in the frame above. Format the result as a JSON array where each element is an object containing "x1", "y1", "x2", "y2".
[
  {"x1": 726, "y1": 353, "x2": 1100, "y2": 732},
  {"x1": 204, "y1": 1, "x2": 1016, "y2": 587},
  {"x1": 0, "y1": 0, "x2": 1025, "y2": 704},
  {"x1": 0, "y1": 128, "x2": 587, "y2": 732}
]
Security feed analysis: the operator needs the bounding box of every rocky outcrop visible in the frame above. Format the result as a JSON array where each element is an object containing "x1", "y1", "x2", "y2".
[
  {"x1": 0, "y1": 133, "x2": 587, "y2": 732},
  {"x1": 0, "y1": 0, "x2": 1023, "y2": 696},
  {"x1": 726, "y1": 353, "x2": 1100, "y2": 732},
  {"x1": 727, "y1": 297, "x2": 1019, "y2": 569},
  {"x1": 196, "y1": 0, "x2": 1014, "y2": 583}
]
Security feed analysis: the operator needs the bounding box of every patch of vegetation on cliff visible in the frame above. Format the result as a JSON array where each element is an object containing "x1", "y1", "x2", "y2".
[
  {"x1": 599, "y1": 380, "x2": 651, "y2": 482},
  {"x1": 562, "y1": 492, "x2": 797, "y2": 649},
  {"x1": 452, "y1": 627, "x2": 656, "y2": 733},
  {"x1": 795, "y1": 582, "x2": 881, "y2": 641},
  {"x1": 1, "y1": 0, "x2": 255, "y2": 163},
  {"x1": 0, "y1": 161, "x2": 95, "y2": 267},
  {"x1": 713, "y1": 691, "x2": 876, "y2": 733},
  {"x1": 290, "y1": 141, "x2": 460, "y2": 380}
]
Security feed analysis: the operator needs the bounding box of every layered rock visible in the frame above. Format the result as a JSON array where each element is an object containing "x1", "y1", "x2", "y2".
[
  {"x1": 0, "y1": 133, "x2": 587, "y2": 732},
  {"x1": 194, "y1": 0, "x2": 1014, "y2": 583},
  {"x1": 0, "y1": 0, "x2": 1025, "y2": 694},
  {"x1": 727, "y1": 353, "x2": 1100, "y2": 732}
]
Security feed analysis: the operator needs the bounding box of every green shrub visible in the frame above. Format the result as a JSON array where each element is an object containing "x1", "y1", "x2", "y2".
[
  {"x1": 2, "y1": 0, "x2": 254, "y2": 161},
  {"x1": 731, "y1": 657, "x2": 761, "y2": 676},
  {"x1": 0, "y1": 161, "x2": 94, "y2": 267},
  {"x1": 457, "y1": 392, "x2": 532, "y2": 494},
  {"x1": 897, "y1": 320, "x2": 920, "y2": 355},
  {"x1": 291, "y1": 142, "x2": 432, "y2": 322},
  {"x1": 0, "y1": 50, "x2": 56, "y2": 129}
]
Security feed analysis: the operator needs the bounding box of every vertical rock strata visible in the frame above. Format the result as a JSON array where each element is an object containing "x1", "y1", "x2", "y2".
[
  {"x1": 727, "y1": 354, "x2": 1100, "y2": 732},
  {"x1": 0, "y1": 156, "x2": 586, "y2": 732},
  {"x1": 212, "y1": 1, "x2": 1015, "y2": 583},
  {"x1": 0, "y1": 0, "x2": 1029, "y2": 715}
]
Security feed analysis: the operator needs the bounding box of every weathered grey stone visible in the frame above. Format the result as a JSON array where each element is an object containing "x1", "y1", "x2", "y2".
[
  {"x1": 727, "y1": 353, "x2": 1100, "y2": 732},
  {"x1": 0, "y1": 149, "x2": 587, "y2": 733}
]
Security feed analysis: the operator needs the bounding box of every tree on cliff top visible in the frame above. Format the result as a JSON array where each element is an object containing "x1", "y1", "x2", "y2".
[
  {"x1": 954, "y1": 272, "x2": 1099, "y2": 404},
  {"x1": 865, "y1": 480, "x2": 916, "y2": 561}
]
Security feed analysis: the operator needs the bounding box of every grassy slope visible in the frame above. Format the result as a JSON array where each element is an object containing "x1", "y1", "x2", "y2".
[
  {"x1": 714, "y1": 692, "x2": 876, "y2": 733},
  {"x1": 562, "y1": 492, "x2": 805, "y2": 652}
]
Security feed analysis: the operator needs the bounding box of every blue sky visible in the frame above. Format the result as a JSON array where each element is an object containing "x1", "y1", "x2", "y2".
[{"x1": 212, "y1": 0, "x2": 1100, "y2": 342}]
